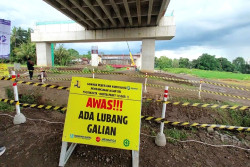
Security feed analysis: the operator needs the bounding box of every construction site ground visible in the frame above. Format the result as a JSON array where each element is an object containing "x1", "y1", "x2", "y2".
[{"x1": 0, "y1": 67, "x2": 249, "y2": 167}]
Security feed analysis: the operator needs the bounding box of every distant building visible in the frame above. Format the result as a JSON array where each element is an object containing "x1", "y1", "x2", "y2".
[
  {"x1": 81, "y1": 58, "x2": 89, "y2": 65},
  {"x1": 101, "y1": 54, "x2": 140, "y2": 67}
]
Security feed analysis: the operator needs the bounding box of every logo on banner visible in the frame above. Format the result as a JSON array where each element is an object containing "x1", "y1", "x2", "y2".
[
  {"x1": 74, "y1": 80, "x2": 80, "y2": 88},
  {"x1": 0, "y1": 35, "x2": 7, "y2": 43}
]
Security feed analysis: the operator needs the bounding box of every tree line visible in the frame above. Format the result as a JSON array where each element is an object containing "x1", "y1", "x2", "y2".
[
  {"x1": 155, "y1": 54, "x2": 250, "y2": 74},
  {"x1": 4, "y1": 27, "x2": 91, "y2": 66}
]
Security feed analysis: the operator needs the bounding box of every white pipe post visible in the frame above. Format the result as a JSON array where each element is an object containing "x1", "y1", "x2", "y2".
[
  {"x1": 160, "y1": 86, "x2": 168, "y2": 134},
  {"x1": 41, "y1": 71, "x2": 44, "y2": 84},
  {"x1": 92, "y1": 69, "x2": 95, "y2": 79},
  {"x1": 144, "y1": 73, "x2": 147, "y2": 93},
  {"x1": 11, "y1": 71, "x2": 26, "y2": 125},
  {"x1": 199, "y1": 79, "x2": 203, "y2": 99},
  {"x1": 155, "y1": 86, "x2": 168, "y2": 146}
]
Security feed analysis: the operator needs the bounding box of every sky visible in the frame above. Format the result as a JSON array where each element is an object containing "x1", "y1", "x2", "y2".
[{"x1": 1, "y1": 0, "x2": 250, "y2": 62}]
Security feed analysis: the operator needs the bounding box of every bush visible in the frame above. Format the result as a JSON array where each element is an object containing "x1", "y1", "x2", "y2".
[
  {"x1": 6, "y1": 88, "x2": 41, "y2": 104},
  {"x1": 0, "y1": 102, "x2": 14, "y2": 112},
  {"x1": 164, "y1": 128, "x2": 188, "y2": 143}
]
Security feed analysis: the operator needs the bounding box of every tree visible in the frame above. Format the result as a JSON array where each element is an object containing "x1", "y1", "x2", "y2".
[
  {"x1": 233, "y1": 57, "x2": 245, "y2": 73},
  {"x1": 82, "y1": 51, "x2": 91, "y2": 60},
  {"x1": 154, "y1": 57, "x2": 159, "y2": 68},
  {"x1": 10, "y1": 27, "x2": 32, "y2": 63},
  {"x1": 11, "y1": 27, "x2": 29, "y2": 48},
  {"x1": 217, "y1": 57, "x2": 234, "y2": 72},
  {"x1": 172, "y1": 58, "x2": 179, "y2": 68},
  {"x1": 195, "y1": 53, "x2": 220, "y2": 70},
  {"x1": 157, "y1": 56, "x2": 172, "y2": 70},
  {"x1": 54, "y1": 44, "x2": 71, "y2": 66},
  {"x1": 179, "y1": 58, "x2": 190, "y2": 68},
  {"x1": 13, "y1": 42, "x2": 36, "y2": 64},
  {"x1": 245, "y1": 63, "x2": 250, "y2": 74},
  {"x1": 68, "y1": 48, "x2": 80, "y2": 59}
]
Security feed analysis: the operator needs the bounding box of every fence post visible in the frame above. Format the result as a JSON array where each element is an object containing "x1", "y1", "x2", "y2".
[
  {"x1": 41, "y1": 68, "x2": 44, "y2": 84},
  {"x1": 11, "y1": 71, "x2": 26, "y2": 125},
  {"x1": 92, "y1": 69, "x2": 95, "y2": 79},
  {"x1": 199, "y1": 79, "x2": 203, "y2": 99},
  {"x1": 155, "y1": 86, "x2": 168, "y2": 146},
  {"x1": 144, "y1": 73, "x2": 148, "y2": 93}
]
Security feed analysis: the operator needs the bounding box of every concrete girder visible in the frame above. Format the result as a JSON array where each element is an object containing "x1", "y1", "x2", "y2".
[
  {"x1": 31, "y1": 16, "x2": 175, "y2": 43},
  {"x1": 84, "y1": 8, "x2": 158, "y2": 21},
  {"x1": 69, "y1": 0, "x2": 102, "y2": 28},
  {"x1": 136, "y1": 0, "x2": 141, "y2": 26},
  {"x1": 96, "y1": 0, "x2": 117, "y2": 27},
  {"x1": 83, "y1": 0, "x2": 109, "y2": 27},
  {"x1": 56, "y1": 0, "x2": 95, "y2": 28},
  {"x1": 109, "y1": 0, "x2": 125, "y2": 26},
  {"x1": 85, "y1": 0, "x2": 150, "y2": 7},
  {"x1": 123, "y1": 0, "x2": 133, "y2": 26},
  {"x1": 156, "y1": 0, "x2": 170, "y2": 25},
  {"x1": 147, "y1": 0, "x2": 153, "y2": 25},
  {"x1": 44, "y1": 0, "x2": 169, "y2": 30}
]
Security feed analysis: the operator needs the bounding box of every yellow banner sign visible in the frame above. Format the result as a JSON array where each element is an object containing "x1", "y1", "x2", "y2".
[
  {"x1": 0, "y1": 64, "x2": 9, "y2": 77},
  {"x1": 62, "y1": 77, "x2": 142, "y2": 151}
]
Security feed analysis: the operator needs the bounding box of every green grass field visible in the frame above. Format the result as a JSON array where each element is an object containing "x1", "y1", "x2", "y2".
[{"x1": 163, "y1": 68, "x2": 250, "y2": 80}]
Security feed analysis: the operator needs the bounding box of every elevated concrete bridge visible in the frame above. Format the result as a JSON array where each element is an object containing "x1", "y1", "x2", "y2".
[{"x1": 31, "y1": 0, "x2": 175, "y2": 72}]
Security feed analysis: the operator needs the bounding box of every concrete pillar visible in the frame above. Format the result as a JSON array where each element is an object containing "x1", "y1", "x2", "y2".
[
  {"x1": 36, "y1": 43, "x2": 52, "y2": 67},
  {"x1": 141, "y1": 39, "x2": 155, "y2": 73},
  {"x1": 91, "y1": 46, "x2": 99, "y2": 67},
  {"x1": 91, "y1": 54, "x2": 99, "y2": 66}
]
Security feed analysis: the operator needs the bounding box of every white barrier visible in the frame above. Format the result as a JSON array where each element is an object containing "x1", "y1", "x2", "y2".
[
  {"x1": 199, "y1": 79, "x2": 203, "y2": 99},
  {"x1": 155, "y1": 86, "x2": 168, "y2": 146},
  {"x1": 144, "y1": 73, "x2": 148, "y2": 93},
  {"x1": 11, "y1": 71, "x2": 26, "y2": 125}
]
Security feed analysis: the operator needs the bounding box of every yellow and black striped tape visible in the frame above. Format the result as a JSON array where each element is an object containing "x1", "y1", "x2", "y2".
[
  {"x1": 201, "y1": 89, "x2": 250, "y2": 101},
  {"x1": 12, "y1": 69, "x2": 91, "y2": 74},
  {"x1": 97, "y1": 72, "x2": 250, "y2": 92},
  {"x1": 141, "y1": 115, "x2": 250, "y2": 132},
  {"x1": 0, "y1": 98, "x2": 67, "y2": 112},
  {"x1": 203, "y1": 81, "x2": 249, "y2": 91},
  {"x1": 11, "y1": 68, "x2": 250, "y2": 91},
  {"x1": 0, "y1": 77, "x2": 15, "y2": 81},
  {"x1": 142, "y1": 98, "x2": 250, "y2": 111},
  {"x1": 46, "y1": 77, "x2": 72, "y2": 81},
  {"x1": 1, "y1": 98, "x2": 248, "y2": 132},
  {"x1": 2, "y1": 77, "x2": 249, "y2": 101},
  {"x1": 146, "y1": 74, "x2": 249, "y2": 92},
  {"x1": 147, "y1": 74, "x2": 198, "y2": 83},
  {"x1": 16, "y1": 80, "x2": 70, "y2": 90},
  {"x1": 54, "y1": 71, "x2": 250, "y2": 92},
  {"x1": 47, "y1": 70, "x2": 91, "y2": 74},
  {"x1": 146, "y1": 83, "x2": 250, "y2": 101}
]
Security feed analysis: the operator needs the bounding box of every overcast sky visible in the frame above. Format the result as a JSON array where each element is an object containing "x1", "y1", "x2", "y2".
[{"x1": 1, "y1": 0, "x2": 250, "y2": 61}]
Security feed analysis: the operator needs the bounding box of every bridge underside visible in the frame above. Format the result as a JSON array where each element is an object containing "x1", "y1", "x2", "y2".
[
  {"x1": 32, "y1": 16, "x2": 175, "y2": 73},
  {"x1": 33, "y1": 0, "x2": 174, "y2": 73},
  {"x1": 43, "y1": 0, "x2": 170, "y2": 30}
]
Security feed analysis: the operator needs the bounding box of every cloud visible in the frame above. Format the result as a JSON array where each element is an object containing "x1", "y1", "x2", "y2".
[
  {"x1": 160, "y1": 0, "x2": 250, "y2": 60},
  {"x1": 0, "y1": 0, "x2": 69, "y2": 28}
]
